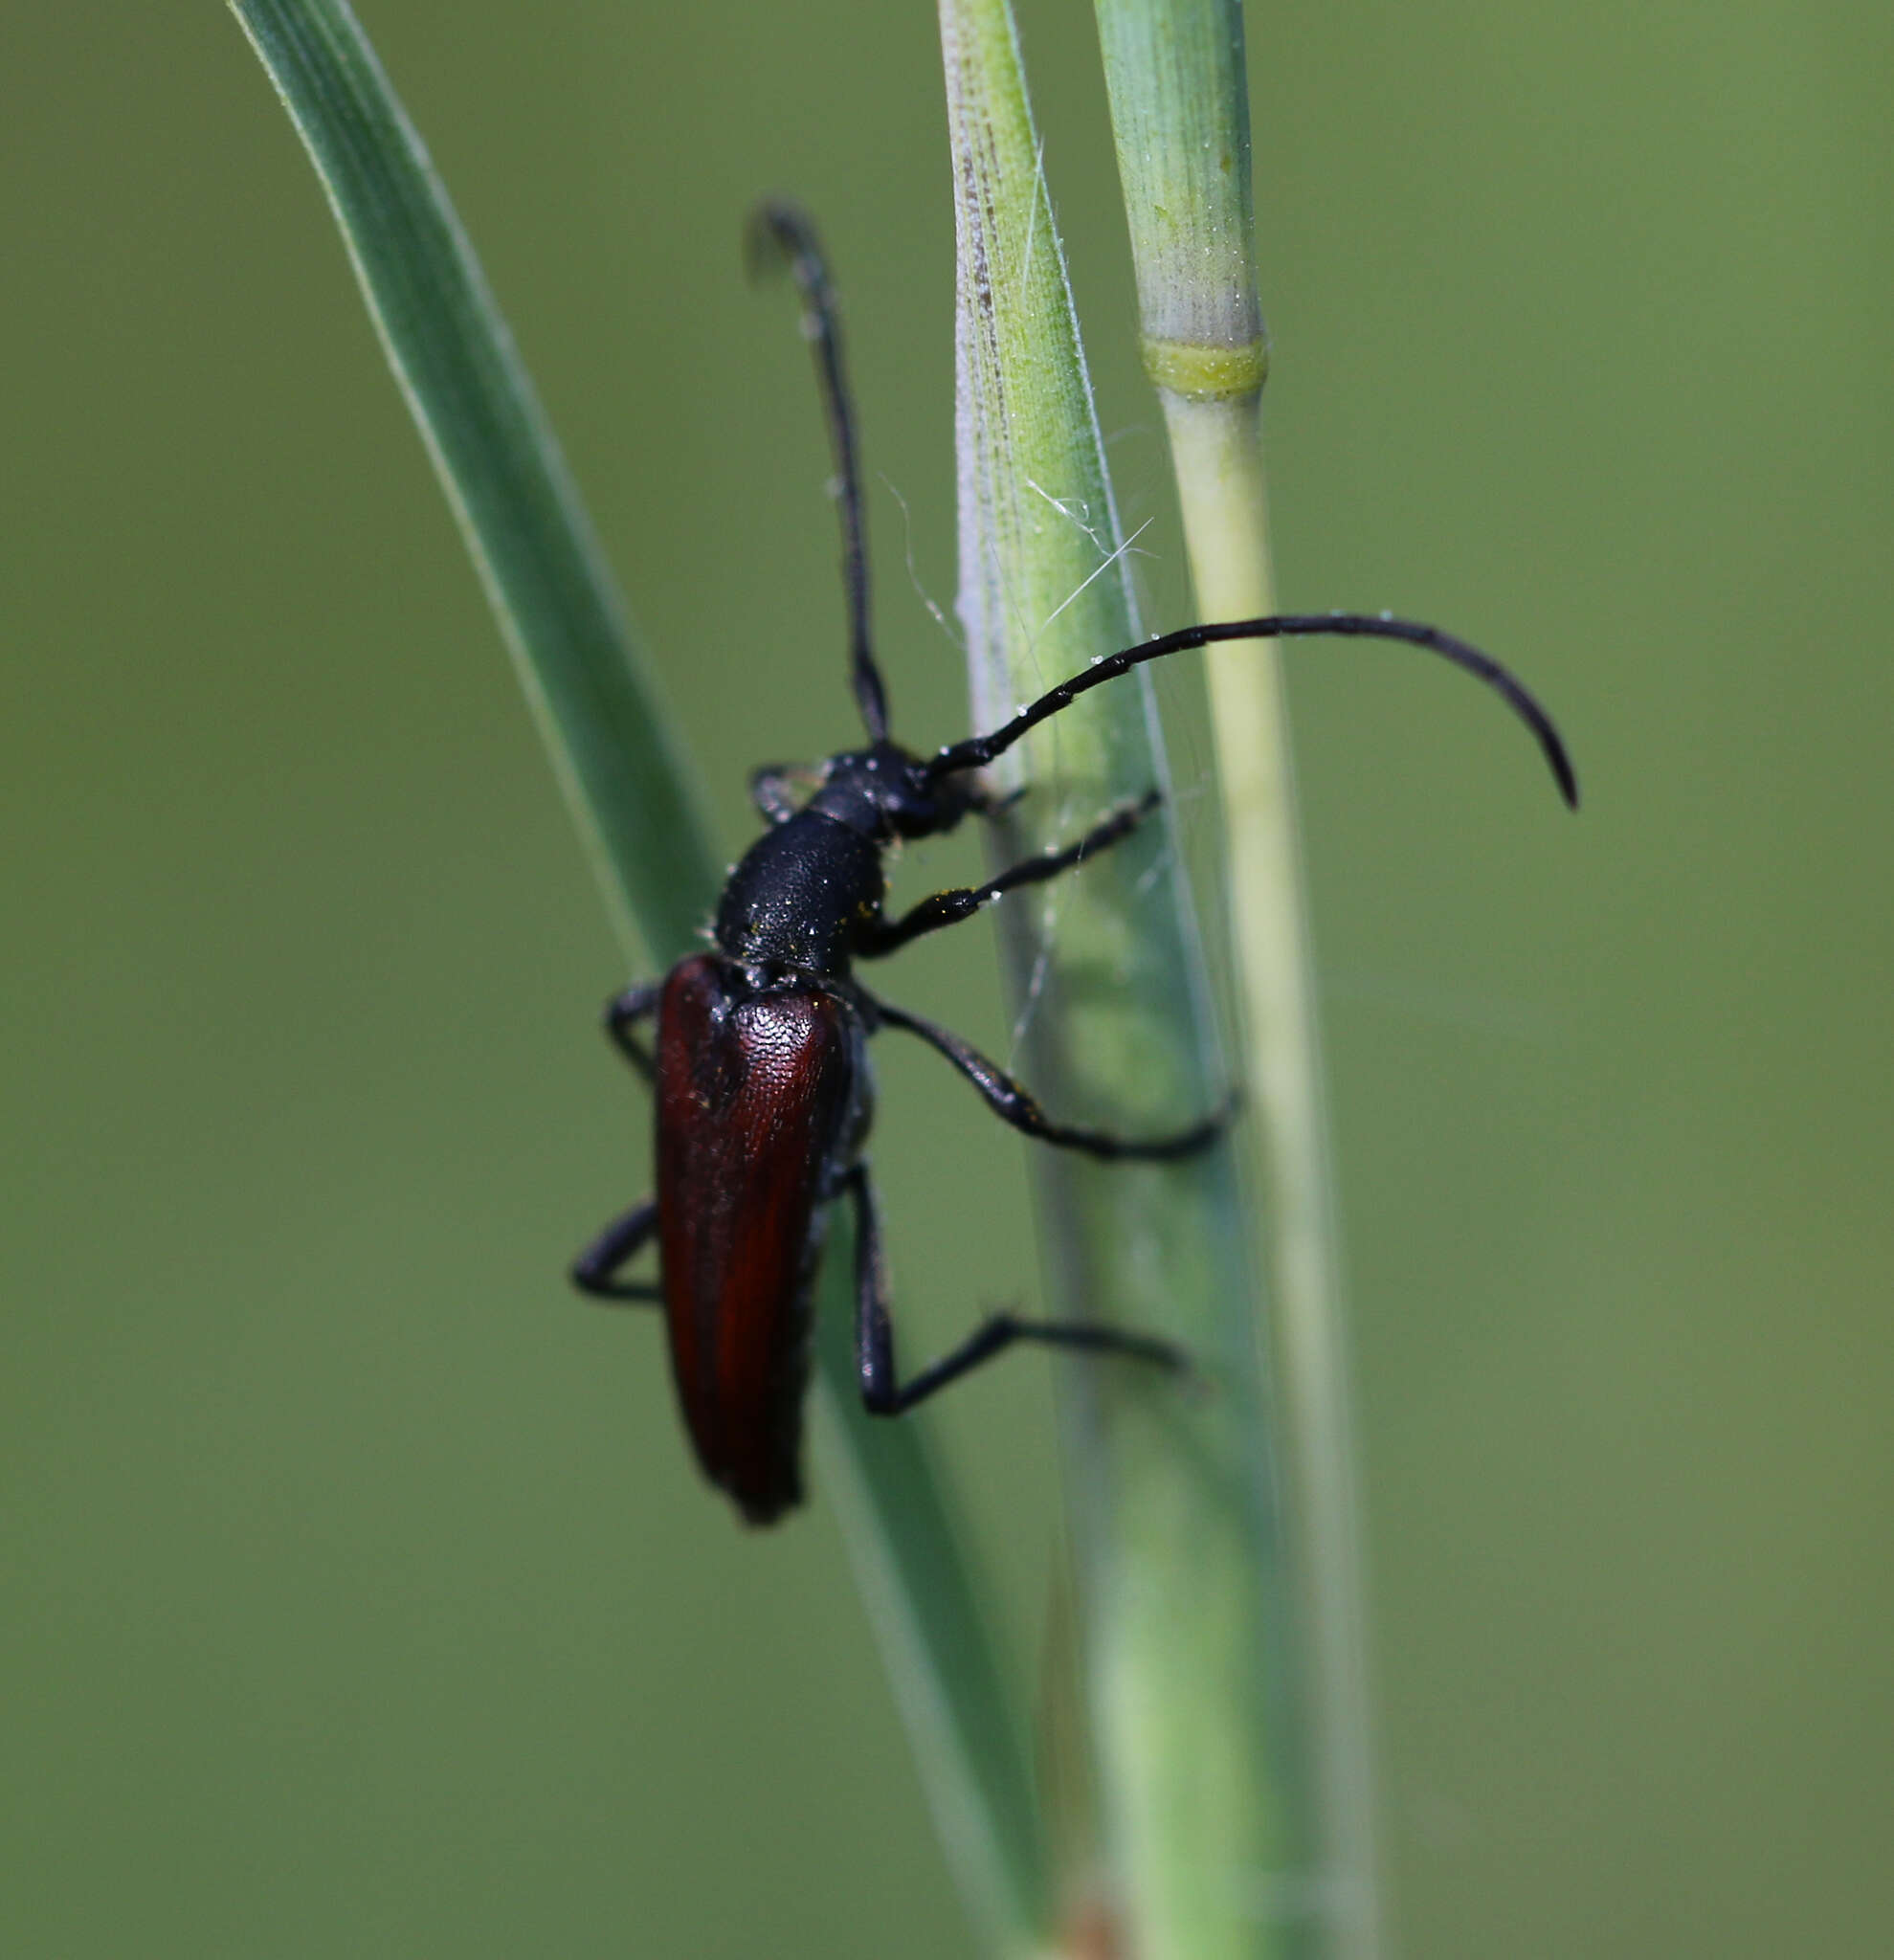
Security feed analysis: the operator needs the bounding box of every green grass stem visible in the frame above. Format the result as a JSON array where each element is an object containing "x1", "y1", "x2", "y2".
[
  {"x1": 1093, "y1": 3, "x2": 1385, "y2": 1953},
  {"x1": 230, "y1": 0, "x2": 716, "y2": 962}
]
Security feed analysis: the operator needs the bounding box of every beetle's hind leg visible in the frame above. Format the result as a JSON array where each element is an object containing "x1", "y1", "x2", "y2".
[
  {"x1": 866, "y1": 991, "x2": 1233, "y2": 1160},
  {"x1": 845, "y1": 1165, "x2": 1184, "y2": 1414},
  {"x1": 860, "y1": 791, "x2": 1160, "y2": 956},
  {"x1": 602, "y1": 981, "x2": 661, "y2": 1080},
  {"x1": 571, "y1": 1197, "x2": 662, "y2": 1304}
]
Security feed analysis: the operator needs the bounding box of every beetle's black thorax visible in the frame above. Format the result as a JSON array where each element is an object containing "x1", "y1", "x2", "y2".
[
  {"x1": 713, "y1": 743, "x2": 973, "y2": 974},
  {"x1": 714, "y1": 812, "x2": 884, "y2": 973}
]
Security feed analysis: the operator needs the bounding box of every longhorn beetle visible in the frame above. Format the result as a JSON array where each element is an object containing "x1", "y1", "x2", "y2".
[{"x1": 573, "y1": 204, "x2": 1578, "y2": 1526}]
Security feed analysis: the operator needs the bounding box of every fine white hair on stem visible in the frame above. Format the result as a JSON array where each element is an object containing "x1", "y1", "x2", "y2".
[
  {"x1": 1034, "y1": 517, "x2": 1154, "y2": 641},
  {"x1": 880, "y1": 475, "x2": 962, "y2": 651}
]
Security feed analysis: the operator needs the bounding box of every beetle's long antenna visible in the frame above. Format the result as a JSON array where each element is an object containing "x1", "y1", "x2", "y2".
[
  {"x1": 925, "y1": 612, "x2": 1580, "y2": 809},
  {"x1": 748, "y1": 202, "x2": 890, "y2": 744}
]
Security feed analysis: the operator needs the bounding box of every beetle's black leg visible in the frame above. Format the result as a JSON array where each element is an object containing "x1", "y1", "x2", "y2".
[
  {"x1": 866, "y1": 992, "x2": 1231, "y2": 1160},
  {"x1": 860, "y1": 791, "x2": 1160, "y2": 958},
  {"x1": 571, "y1": 1197, "x2": 663, "y2": 1304},
  {"x1": 603, "y1": 982, "x2": 661, "y2": 1080},
  {"x1": 749, "y1": 765, "x2": 804, "y2": 826},
  {"x1": 846, "y1": 1164, "x2": 1184, "y2": 1414},
  {"x1": 583, "y1": 999, "x2": 662, "y2": 1294}
]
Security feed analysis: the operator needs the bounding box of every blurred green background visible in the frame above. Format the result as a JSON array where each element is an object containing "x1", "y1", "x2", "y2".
[{"x1": 5, "y1": 3, "x2": 1889, "y2": 1955}]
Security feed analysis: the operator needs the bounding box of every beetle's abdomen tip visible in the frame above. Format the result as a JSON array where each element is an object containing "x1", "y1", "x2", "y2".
[{"x1": 731, "y1": 1481, "x2": 802, "y2": 1528}]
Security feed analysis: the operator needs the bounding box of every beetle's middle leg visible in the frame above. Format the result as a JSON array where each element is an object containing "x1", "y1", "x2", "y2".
[
  {"x1": 860, "y1": 791, "x2": 1160, "y2": 957},
  {"x1": 845, "y1": 1164, "x2": 1184, "y2": 1414},
  {"x1": 571, "y1": 1197, "x2": 662, "y2": 1304},
  {"x1": 865, "y1": 991, "x2": 1232, "y2": 1161},
  {"x1": 602, "y1": 981, "x2": 661, "y2": 1080}
]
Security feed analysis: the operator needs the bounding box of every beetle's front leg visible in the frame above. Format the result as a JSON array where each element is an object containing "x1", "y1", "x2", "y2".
[
  {"x1": 571, "y1": 1196, "x2": 662, "y2": 1303},
  {"x1": 859, "y1": 791, "x2": 1160, "y2": 957},
  {"x1": 846, "y1": 1163, "x2": 1186, "y2": 1414},
  {"x1": 748, "y1": 765, "x2": 805, "y2": 826},
  {"x1": 602, "y1": 981, "x2": 661, "y2": 1080}
]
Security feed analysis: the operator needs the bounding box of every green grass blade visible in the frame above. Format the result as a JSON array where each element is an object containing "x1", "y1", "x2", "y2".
[
  {"x1": 230, "y1": 0, "x2": 717, "y2": 962},
  {"x1": 940, "y1": 1, "x2": 1308, "y2": 1952},
  {"x1": 813, "y1": 1303, "x2": 1049, "y2": 1951},
  {"x1": 230, "y1": 4, "x2": 1047, "y2": 1948},
  {"x1": 1093, "y1": 3, "x2": 1383, "y2": 1950}
]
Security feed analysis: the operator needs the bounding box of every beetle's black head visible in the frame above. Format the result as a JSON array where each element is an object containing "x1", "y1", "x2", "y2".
[{"x1": 807, "y1": 741, "x2": 977, "y2": 843}]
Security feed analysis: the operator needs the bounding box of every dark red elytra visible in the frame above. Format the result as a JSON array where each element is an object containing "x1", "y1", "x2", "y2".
[
  {"x1": 655, "y1": 956, "x2": 863, "y2": 1524},
  {"x1": 570, "y1": 205, "x2": 1577, "y2": 1526}
]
